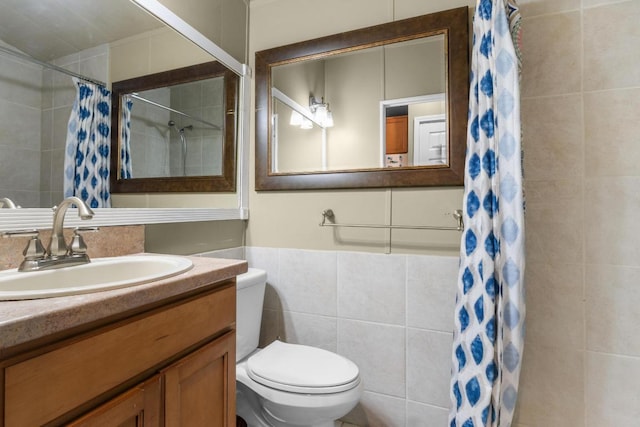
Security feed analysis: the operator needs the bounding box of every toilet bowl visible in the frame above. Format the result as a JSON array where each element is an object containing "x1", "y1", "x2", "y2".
[
  {"x1": 237, "y1": 340, "x2": 363, "y2": 427},
  {"x1": 236, "y1": 269, "x2": 362, "y2": 427}
]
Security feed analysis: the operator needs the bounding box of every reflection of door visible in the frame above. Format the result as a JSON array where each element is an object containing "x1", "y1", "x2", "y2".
[{"x1": 413, "y1": 114, "x2": 446, "y2": 166}]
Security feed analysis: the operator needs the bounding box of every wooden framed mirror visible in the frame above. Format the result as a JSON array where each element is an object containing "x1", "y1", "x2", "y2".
[
  {"x1": 255, "y1": 7, "x2": 469, "y2": 190},
  {"x1": 110, "y1": 61, "x2": 239, "y2": 193}
]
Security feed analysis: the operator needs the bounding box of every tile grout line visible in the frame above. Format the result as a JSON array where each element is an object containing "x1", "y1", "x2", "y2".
[
  {"x1": 579, "y1": 1, "x2": 588, "y2": 425},
  {"x1": 405, "y1": 254, "x2": 409, "y2": 424}
]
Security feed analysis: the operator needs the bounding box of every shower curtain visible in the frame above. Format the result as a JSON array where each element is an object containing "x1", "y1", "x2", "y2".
[
  {"x1": 449, "y1": 1, "x2": 524, "y2": 426},
  {"x1": 63, "y1": 78, "x2": 112, "y2": 208},
  {"x1": 120, "y1": 95, "x2": 133, "y2": 179}
]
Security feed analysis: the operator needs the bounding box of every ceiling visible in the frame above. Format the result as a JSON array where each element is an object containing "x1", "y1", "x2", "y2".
[{"x1": 0, "y1": 0, "x2": 163, "y2": 61}]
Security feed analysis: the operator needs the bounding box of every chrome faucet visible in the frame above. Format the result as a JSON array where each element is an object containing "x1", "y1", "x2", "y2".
[
  {"x1": 48, "y1": 196, "x2": 95, "y2": 257},
  {"x1": 2, "y1": 197, "x2": 97, "y2": 272},
  {"x1": 0, "y1": 197, "x2": 19, "y2": 208}
]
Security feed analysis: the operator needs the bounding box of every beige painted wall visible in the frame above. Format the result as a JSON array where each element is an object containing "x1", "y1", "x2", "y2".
[
  {"x1": 325, "y1": 49, "x2": 383, "y2": 170},
  {"x1": 247, "y1": 0, "x2": 474, "y2": 256},
  {"x1": 158, "y1": 0, "x2": 248, "y2": 63},
  {"x1": 385, "y1": 36, "x2": 445, "y2": 99},
  {"x1": 145, "y1": 220, "x2": 245, "y2": 255}
]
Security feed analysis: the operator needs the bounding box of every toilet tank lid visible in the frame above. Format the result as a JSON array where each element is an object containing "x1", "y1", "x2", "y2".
[
  {"x1": 247, "y1": 340, "x2": 359, "y2": 390},
  {"x1": 237, "y1": 268, "x2": 267, "y2": 290}
]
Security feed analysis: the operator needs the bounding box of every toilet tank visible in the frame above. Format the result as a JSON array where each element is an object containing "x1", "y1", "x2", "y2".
[{"x1": 236, "y1": 268, "x2": 267, "y2": 361}]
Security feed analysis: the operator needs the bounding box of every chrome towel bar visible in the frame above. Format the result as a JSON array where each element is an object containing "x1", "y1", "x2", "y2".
[{"x1": 319, "y1": 209, "x2": 464, "y2": 231}]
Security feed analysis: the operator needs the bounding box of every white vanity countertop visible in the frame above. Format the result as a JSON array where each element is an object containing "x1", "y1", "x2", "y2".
[{"x1": 0, "y1": 255, "x2": 247, "y2": 357}]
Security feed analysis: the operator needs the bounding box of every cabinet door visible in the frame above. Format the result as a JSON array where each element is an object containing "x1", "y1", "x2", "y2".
[
  {"x1": 163, "y1": 331, "x2": 236, "y2": 427},
  {"x1": 67, "y1": 375, "x2": 161, "y2": 427},
  {"x1": 385, "y1": 115, "x2": 409, "y2": 154}
]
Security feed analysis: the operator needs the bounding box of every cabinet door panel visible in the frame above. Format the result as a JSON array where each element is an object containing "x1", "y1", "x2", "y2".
[
  {"x1": 67, "y1": 375, "x2": 161, "y2": 427},
  {"x1": 385, "y1": 115, "x2": 408, "y2": 154},
  {"x1": 164, "y1": 331, "x2": 235, "y2": 427}
]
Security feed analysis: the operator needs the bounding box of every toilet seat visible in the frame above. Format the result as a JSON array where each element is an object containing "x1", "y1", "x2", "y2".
[{"x1": 246, "y1": 341, "x2": 360, "y2": 394}]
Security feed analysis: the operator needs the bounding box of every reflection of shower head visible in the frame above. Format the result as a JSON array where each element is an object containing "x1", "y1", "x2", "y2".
[{"x1": 168, "y1": 120, "x2": 193, "y2": 134}]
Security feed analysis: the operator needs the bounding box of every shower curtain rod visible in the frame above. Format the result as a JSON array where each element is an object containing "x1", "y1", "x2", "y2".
[
  {"x1": 0, "y1": 45, "x2": 107, "y2": 87},
  {"x1": 320, "y1": 208, "x2": 465, "y2": 231},
  {"x1": 129, "y1": 93, "x2": 222, "y2": 130}
]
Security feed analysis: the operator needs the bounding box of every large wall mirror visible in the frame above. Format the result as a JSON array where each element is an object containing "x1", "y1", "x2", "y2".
[
  {"x1": 255, "y1": 7, "x2": 469, "y2": 190},
  {"x1": 0, "y1": 0, "x2": 250, "y2": 231},
  {"x1": 110, "y1": 61, "x2": 238, "y2": 193},
  {"x1": 0, "y1": 0, "x2": 247, "y2": 208}
]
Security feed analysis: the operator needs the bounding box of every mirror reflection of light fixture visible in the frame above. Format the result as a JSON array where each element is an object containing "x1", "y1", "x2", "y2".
[
  {"x1": 309, "y1": 95, "x2": 334, "y2": 128},
  {"x1": 273, "y1": 87, "x2": 334, "y2": 130},
  {"x1": 289, "y1": 110, "x2": 303, "y2": 126},
  {"x1": 324, "y1": 110, "x2": 334, "y2": 127},
  {"x1": 300, "y1": 117, "x2": 313, "y2": 129}
]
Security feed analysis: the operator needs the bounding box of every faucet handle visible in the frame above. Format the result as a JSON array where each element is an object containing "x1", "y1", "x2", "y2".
[
  {"x1": 2, "y1": 229, "x2": 39, "y2": 238},
  {"x1": 69, "y1": 226, "x2": 99, "y2": 256},
  {"x1": 2, "y1": 229, "x2": 46, "y2": 260},
  {"x1": 75, "y1": 226, "x2": 100, "y2": 233}
]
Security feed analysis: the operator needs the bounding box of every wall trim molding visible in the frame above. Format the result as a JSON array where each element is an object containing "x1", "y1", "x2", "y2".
[{"x1": 0, "y1": 208, "x2": 245, "y2": 232}]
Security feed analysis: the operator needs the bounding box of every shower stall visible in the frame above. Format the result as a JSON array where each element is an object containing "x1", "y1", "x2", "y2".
[
  {"x1": 168, "y1": 120, "x2": 193, "y2": 177},
  {"x1": 126, "y1": 81, "x2": 224, "y2": 180}
]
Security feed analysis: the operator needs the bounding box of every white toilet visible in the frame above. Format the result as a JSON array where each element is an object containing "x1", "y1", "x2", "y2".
[{"x1": 236, "y1": 268, "x2": 363, "y2": 427}]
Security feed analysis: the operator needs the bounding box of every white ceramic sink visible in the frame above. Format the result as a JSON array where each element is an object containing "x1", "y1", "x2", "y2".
[{"x1": 0, "y1": 255, "x2": 193, "y2": 300}]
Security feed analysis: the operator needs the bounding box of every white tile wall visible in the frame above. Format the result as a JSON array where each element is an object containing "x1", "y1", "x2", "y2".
[
  {"x1": 338, "y1": 319, "x2": 406, "y2": 398},
  {"x1": 345, "y1": 391, "x2": 407, "y2": 427},
  {"x1": 406, "y1": 329, "x2": 452, "y2": 408},
  {"x1": 407, "y1": 255, "x2": 458, "y2": 332},
  {"x1": 282, "y1": 311, "x2": 337, "y2": 352},
  {"x1": 337, "y1": 252, "x2": 406, "y2": 325},
  {"x1": 406, "y1": 401, "x2": 449, "y2": 427},
  {"x1": 280, "y1": 248, "x2": 337, "y2": 316},
  {"x1": 0, "y1": 42, "x2": 42, "y2": 207}
]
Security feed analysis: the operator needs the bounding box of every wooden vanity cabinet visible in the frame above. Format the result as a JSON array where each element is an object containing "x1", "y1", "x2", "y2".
[{"x1": 1, "y1": 281, "x2": 237, "y2": 427}]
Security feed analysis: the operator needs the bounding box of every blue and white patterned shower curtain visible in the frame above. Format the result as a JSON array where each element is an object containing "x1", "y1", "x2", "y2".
[
  {"x1": 449, "y1": 1, "x2": 525, "y2": 426},
  {"x1": 120, "y1": 94, "x2": 133, "y2": 179},
  {"x1": 63, "y1": 78, "x2": 112, "y2": 208}
]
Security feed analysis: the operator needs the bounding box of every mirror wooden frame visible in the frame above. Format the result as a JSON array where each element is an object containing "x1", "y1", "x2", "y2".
[
  {"x1": 110, "y1": 61, "x2": 238, "y2": 193},
  {"x1": 255, "y1": 7, "x2": 469, "y2": 190}
]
